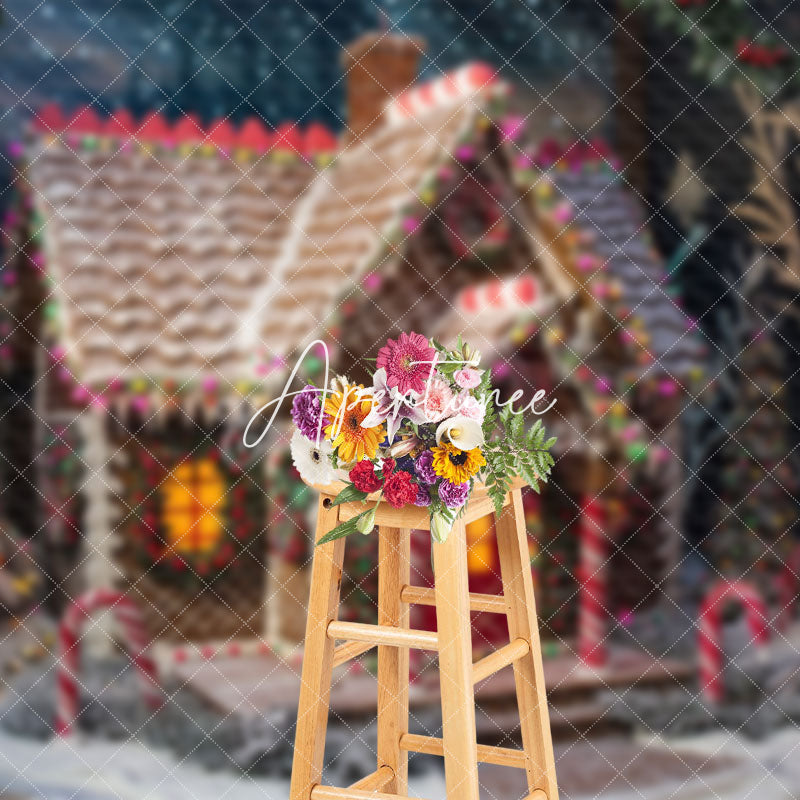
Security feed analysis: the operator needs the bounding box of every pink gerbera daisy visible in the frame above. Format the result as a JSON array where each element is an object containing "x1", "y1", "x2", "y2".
[{"x1": 376, "y1": 332, "x2": 435, "y2": 395}]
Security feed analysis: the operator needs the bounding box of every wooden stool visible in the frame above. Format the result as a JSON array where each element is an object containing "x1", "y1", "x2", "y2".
[{"x1": 289, "y1": 478, "x2": 558, "y2": 800}]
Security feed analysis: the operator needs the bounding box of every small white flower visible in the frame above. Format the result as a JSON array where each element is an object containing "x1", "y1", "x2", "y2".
[
  {"x1": 290, "y1": 428, "x2": 336, "y2": 485},
  {"x1": 435, "y1": 416, "x2": 485, "y2": 450}
]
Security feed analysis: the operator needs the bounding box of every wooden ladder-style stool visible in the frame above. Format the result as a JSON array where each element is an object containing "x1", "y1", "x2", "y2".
[{"x1": 289, "y1": 478, "x2": 558, "y2": 800}]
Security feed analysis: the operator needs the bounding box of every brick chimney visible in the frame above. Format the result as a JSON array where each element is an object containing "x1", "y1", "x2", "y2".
[{"x1": 342, "y1": 32, "x2": 424, "y2": 140}]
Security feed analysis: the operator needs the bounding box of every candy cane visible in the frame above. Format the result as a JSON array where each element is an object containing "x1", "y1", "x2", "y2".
[
  {"x1": 775, "y1": 544, "x2": 800, "y2": 632},
  {"x1": 577, "y1": 497, "x2": 608, "y2": 668},
  {"x1": 55, "y1": 588, "x2": 161, "y2": 736},
  {"x1": 698, "y1": 580, "x2": 768, "y2": 703}
]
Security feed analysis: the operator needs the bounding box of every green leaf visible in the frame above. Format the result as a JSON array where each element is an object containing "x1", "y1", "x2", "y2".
[
  {"x1": 316, "y1": 508, "x2": 373, "y2": 545},
  {"x1": 330, "y1": 484, "x2": 369, "y2": 506},
  {"x1": 510, "y1": 411, "x2": 524, "y2": 440},
  {"x1": 482, "y1": 400, "x2": 497, "y2": 438},
  {"x1": 316, "y1": 519, "x2": 357, "y2": 545}
]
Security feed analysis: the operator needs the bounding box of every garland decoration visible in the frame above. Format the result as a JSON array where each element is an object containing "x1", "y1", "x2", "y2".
[
  {"x1": 123, "y1": 438, "x2": 264, "y2": 584},
  {"x1": 267, "y1": 450, "x2": 315, "y2": 563},
  {"x1": 30, "y1": 104, "x2": 338, "y2": 166},
  {"x1": 630, "y1": 0, "x2": 797, "y2": 94},
  {"x1": 443, "y1": 175, "x2": 512, "y2": 262}
]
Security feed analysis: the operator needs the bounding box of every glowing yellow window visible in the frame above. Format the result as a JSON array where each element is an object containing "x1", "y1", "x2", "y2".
[
  {"x1": 161, "y1": 458, "x2": 227, "y2": 555},
  {"x1": 466, "y1": 515, "x2": 495, "y2": 576}
]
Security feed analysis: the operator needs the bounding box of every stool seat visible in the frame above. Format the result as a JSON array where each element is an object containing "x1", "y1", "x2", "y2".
[
  {"x1": 308, "y1": 475, "x2": 527, "y2": 529},
  {"x1": 289, "y1": 481, "x2": 558, "y2": 800}
]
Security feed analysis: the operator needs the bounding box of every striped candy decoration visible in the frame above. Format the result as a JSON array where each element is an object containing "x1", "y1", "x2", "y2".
[
  {"x1": 55, "y1": 588, "x2": 161, "y2": 736},
  {"x1": 386, "y1": 63, "x2": 502, "y2": 123},
  {"x1": 775, "y1": 544, "x2": 800, "y2": 632},
  {"x1": 698, "y1": 580, "x2": 768, "y2": 704},
  {"x1": 172, "y1": 639, "x2": 273, "y2": 663},
  {"x1": 458, "y1": 275, "x2": 542, "y2": 315},
  {"x1": 577, "y1": 497, "x2": 608, "y2": 668}
]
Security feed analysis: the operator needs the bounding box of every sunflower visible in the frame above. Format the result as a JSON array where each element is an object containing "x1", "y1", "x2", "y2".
[
  {"x1": 431, "y1": 442, "x2": 486, "y2": 484},
  {"x1": 324, "y1": 384, "x2": 385, "y2": 463}
]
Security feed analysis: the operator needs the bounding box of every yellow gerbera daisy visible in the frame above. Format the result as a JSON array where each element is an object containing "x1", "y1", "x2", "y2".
[
  {"x1": 431, "y1": 443, "x2": 486, "y2": 484},
  {"x1": 324, "y1": 384, "x2": 384, "y2": 463}
]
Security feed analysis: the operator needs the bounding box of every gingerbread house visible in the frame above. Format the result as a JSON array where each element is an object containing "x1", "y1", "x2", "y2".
[
  {"x1": 6, "y1": 107, "x2": 337, "y2": 647},
  {"x1": 243, "y1": 37, "x2": 701, "y2": 649},
  {"x1": 3, "y1": 31, "x2": 700, "y2": 658}
]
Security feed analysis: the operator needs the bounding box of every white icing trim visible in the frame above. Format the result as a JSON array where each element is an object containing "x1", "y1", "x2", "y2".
[
  {"x1": 237, "y1": 169, "x2": 334, "y2": 358},
  {"x1": 79, "y1": 407, "x2": 117, "y2": 656}
]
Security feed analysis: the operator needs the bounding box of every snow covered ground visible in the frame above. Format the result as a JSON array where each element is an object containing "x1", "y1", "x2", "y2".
[
  {"x1": 0, "y1": 732, "x2": 443, "y2": 800},
  {"x1": 633, "y1": 728, "x2": 800, "y2": 800},
  {"x1": 0, "y1": 728, "x2": 798, "y2": 800}
]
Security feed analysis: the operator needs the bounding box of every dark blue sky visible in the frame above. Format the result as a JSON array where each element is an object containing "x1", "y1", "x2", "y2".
[{"x1": 0, "y1": 0, "x2": 612, "y2": 134}]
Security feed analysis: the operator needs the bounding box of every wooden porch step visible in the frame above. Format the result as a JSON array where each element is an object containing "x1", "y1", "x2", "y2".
[{"x1": 327, "y1": 620, "x2": 438, "y2": 651}]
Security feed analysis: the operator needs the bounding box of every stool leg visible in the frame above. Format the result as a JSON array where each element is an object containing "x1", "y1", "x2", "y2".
[
  {"x1": 433, "y1": 518, "x2": 480, "y2": 800},
  {"x1": 495, "y1": 489, "x2": 559, "y2": 800},
  {"x1": 289, "y1": 496, "x2": 346, "y2": 800},
  {"x1": 377, "y1": 526, "x2": 411, "y2": 793}
]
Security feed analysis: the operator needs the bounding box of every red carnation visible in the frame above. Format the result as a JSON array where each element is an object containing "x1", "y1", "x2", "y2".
[
  {"x1": 381, "y1": 458, "x2": 396, "y2": 478},
  {"x1": 383, "y1": 470, "x2": 417, "y2": 509},
  {"x1": 349, "y1": 459, "x2": 383, "y2": 493}
]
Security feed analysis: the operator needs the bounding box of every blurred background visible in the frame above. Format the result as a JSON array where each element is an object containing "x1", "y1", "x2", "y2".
[{"x1": 1, "y1": 1, "x2": 800, "y2": 798}]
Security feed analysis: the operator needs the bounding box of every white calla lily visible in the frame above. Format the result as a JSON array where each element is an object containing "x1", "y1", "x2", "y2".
[{"x1": 435, "y1": 415, "x2": 484, "y2": 450}]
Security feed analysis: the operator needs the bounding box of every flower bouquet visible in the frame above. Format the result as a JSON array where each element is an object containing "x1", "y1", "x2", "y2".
[{"x1": 289, "y1": 332, "x2": 556, "y2": 545}]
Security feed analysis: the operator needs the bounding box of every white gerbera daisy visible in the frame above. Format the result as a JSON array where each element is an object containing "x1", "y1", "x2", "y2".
[{"x1": 290, "y1": 428, "x2": 335, "y2": 485}]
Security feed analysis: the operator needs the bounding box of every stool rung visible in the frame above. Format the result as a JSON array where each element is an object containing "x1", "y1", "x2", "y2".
[
  {"x1": 472, "y1": 637, "x2": 530, "y2": 684},
  {"x1": 349, "y1": 765, "x2": 393, "y2": 791},
  {"x1": 400, "y1": 585, "x2": 507, "y2": 615},
  {"x1": 526, "y1": 792, "x2": 548, "y2": 800},
  {"x1": 311, "y1": 786, "x2": 426, "y2": 800},
  {"x1": 399, "y1": 733, "x2": 527, "y2": 769},
  {"x1": 332, "y1": 640, "x2": 375, "y2": 668},
  {"x1": 327, "y1": 620, "x2": 438, "y2": 651}
]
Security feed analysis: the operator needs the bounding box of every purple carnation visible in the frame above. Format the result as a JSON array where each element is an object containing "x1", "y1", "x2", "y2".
[
  {"x1": 438, "y1": 480, "x2": 470, "y2": 509},
  {"x1": 291, "y1": 385, "x2": 328, "y2": 441},
  {"x1": 414, "y1": 450, "x2": 437, "y2": 485},
  {"x1": 413, "y1": 484, "x2": 432, "y2": 507}
]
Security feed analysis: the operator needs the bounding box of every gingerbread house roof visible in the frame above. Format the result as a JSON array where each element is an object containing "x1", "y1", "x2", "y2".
[
  {"x1": 25, "y1": 111, "x2": 334, "y2": 389},
  {"x1": 23, "y1": 73, "x2": 699, "y2": 397},
  {"x1": 551, "y1": 159, "x2": 700, "y2": 379},
  {"x1": 243, "y1": 66, "x2": 577, "y2": 379},
  {"x1": 432, "y1": 143, "x2": 703, "y2": 383}
]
